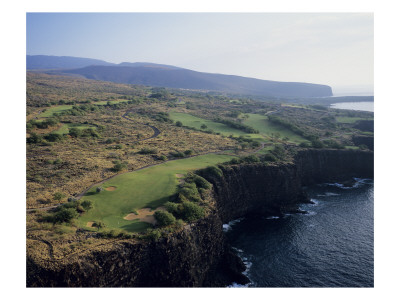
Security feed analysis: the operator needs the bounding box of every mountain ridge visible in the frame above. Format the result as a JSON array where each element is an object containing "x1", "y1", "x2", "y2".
[{"x1": 27, "y1": 55, "x2": 333, "y2": 98}]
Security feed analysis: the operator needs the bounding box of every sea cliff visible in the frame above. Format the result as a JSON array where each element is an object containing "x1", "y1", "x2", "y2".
[{"x1": 27, "y1": 149, "x2": 373, "y2": 287}]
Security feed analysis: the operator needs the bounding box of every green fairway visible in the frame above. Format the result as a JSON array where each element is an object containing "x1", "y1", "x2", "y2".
[
  {"x1": 170, "y1": 112, "x2": 307, "y2": 144},
  {"x1": 241, "y1": 114, "x2": 308, "y2": 144},
  {"x1": 53, "y1": 123, "x2": 96, "y2": 135},
  {"x1": 336, "y1": 116, "x2": 372, "y2": 124},
  {"x1": 77, "y1": 153, "x2": 233, "y2": 232},
  {"x1": 38, "y1": 105, "x2": 73, "y2": 118},
  {"x1": 169, "y1": 112, "x2": 254, "y2": 137}
]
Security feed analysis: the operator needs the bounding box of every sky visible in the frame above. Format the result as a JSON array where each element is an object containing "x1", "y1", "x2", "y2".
[{"x1": 26, "y1": 13, "x2": 373, "y2": 95}]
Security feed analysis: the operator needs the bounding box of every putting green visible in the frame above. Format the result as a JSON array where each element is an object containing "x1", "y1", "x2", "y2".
[{"x1": 77, "y1": 153, "x2": 233, "y2": 232}]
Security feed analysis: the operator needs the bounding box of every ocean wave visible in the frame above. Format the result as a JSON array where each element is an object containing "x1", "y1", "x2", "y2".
[
  {"x1": 229, "y1": 247, "x2": 254, "y2": 287},
  {"x1": 227, "y1": 282, "x2": 250, "y2": 288},
  {"x1": 324, "y1": 178, "x2": 373, "y2": 190},
  {"x1": 223, "y1": 218, "x2": 243, "y2": 232},
  {"x1": 325, "y1": 192, "x2": 340, "y2": 196},
  {"x1": 265, "y1": 216, "x2": 280, "y2": 220}
]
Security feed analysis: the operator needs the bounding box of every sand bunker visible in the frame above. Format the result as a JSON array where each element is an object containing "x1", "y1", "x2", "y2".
[
  {"x1": 105, "y1": 186, "x2": 117, "y2": 191},
  {"x1": 123, "y1": 207, "x2": 166, "y2": 225},
  {"x1": 176, "y1": 174, "x2": 185, "y2": 184},
  {"x1": 86, "y1": 222, "x2": 94, "y2": 228}
]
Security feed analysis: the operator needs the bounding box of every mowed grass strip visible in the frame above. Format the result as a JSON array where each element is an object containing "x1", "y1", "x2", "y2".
[
  {"x1": 53, "y1": 123, "x2": 96, "y2": 135},
  {"x1": 169, "y1": 112, "x2": 251, "y2": 137},
  {"x1": 336, "y1": 116, "x2": 372, "y2": 124},
  {"x1": 241, "y1": 113, "x2": 308, "y2": 144},
  {"x1": 38, "y1": 105, "x2": 73, "y2": 118},
  {"x1": 77, "y1": 154, "x2": 233, "y2": 232}
]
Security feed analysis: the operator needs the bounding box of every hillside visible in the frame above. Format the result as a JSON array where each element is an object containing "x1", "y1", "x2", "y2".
[
  {"x1": 27, "y1": 55, "x2": 115, "y2": 69},
  {"x1": 58, "y1": 65, "x2": 332, "y2": 98},
  {"x1": 27, "y1": 55, "x2": 333, "y2": 98}
]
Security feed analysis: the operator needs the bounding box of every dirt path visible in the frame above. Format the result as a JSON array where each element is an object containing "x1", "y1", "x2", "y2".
[{"x1": 122, "y1": 109, "x2": 161, "y2": 140}]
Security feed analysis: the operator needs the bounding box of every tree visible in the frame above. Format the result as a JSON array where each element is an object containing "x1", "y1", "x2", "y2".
[
  {"x1": 175, "y1": 121, "x2": 183, "y2": 127},
  {"x1": 200, "y1": 124, "x2": 207, "y2": 129},
  {"x1": 52, "y1": 207, "x2": 79, "y2": 224}
]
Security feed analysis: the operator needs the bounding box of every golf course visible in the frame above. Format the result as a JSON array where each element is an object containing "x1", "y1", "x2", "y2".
[{"x1": 77, "y1": 153, "x2": 233, "y2": 232}]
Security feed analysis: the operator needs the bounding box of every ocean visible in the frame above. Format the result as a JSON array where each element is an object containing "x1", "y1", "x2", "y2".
[
  {"x1": 225, "y1": 178, "x2": 374, "y2": 287},
  {"x1": 330, "y1": 101, "x2": 374, "y2": 112}
]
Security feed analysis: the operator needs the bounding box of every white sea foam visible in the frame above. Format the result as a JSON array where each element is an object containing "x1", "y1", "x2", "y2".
[
  {"x1": 232, "y1": 247, "x2": 243, "y2": 253},
  {"x1": 266, "y1": 216, "x2": 280, "y2": 220},
  {"x1": 227, "y1": 282, "x2": 250, "y2": 288},
  {"x1": 325, "y1": 192, "x2": 340, "y2": 196},
  {"x1": 324, "y1": 178, "x2": 373, "y2": 190},
  {"x1": 222, "y1": 218, "x2": 243, "y2": 232}
]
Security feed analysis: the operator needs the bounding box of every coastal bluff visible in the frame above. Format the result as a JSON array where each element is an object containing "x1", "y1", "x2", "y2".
[{"x1": 27, "y1": 149, "x2": 373, "y2": 287}]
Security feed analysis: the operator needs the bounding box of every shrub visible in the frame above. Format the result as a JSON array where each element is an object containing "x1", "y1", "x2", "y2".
[
  {"x1": 241, "y1": 154, "x2": 260, "y2": 163},
  {"x1": 44, "y1": 133, "x2": 64, "y2": 142},
  {"x1": 69, "y1": 127, "x2": 82, "y2": 137},
  {"x1": 299, "y1": 142, "x2": 311, "y2": 148},
  {"x1": 169, "y1": 151, "x2": 185, "y2": 158},
  {"x1": 80, "y1": 200, "x2": 93, "y2": 211},
  {"x1": 175, "y1": 121, "x2": 183, "y2": 127},
  {"x1": 198, "y1": 165, "x2": 223, "y2": 179},
  {"x1": 261, "y1": 152, "x2": 278, "y2": 162},
  {"x1": 92, "y1": 221, "x2": 105, "y2": 230},
  {"x1": 96, "y1": 186, "x2": 104, "y2": 193},
  {"x1": 311, "y1": 139, "x2": 324, "y2": 149},
  {"x1": 180, "y1": 201, "x2": 205, "y2": 222},
  {"x1": 53, "y1": 192, "x2": 65, "y2": 201},
  {"x1": 52, "y1": 207, "x2": 79, "y2": 224},
  {"x1": 179, "y1": 182, "x2": 202, "y2": 202},
  {"x1": 184, "y1": 149, "x2": 194, "y2": 156},
  {"x1": 165, "y1": 202, "x2": 180, "y2": 215},
  {"x1": 158, "y1": 155, "x2": 167, "y2": 161},
  {"x1": 146, "y1": 229, "x2": 162, "y2": 241},
  {"x1": 112, "y1": 161, "x2": 127, "y2": 172},
  {"x1": 138, "y1": 147, "x2": 158, "y2": 154},
  {"x1": 271, "y1": 144, "x2": 286, "y2": 160},
  {"x1": 227, "y1": 157, "x2": 242, "y2": 165},
  {"x1": 154, "y1": 210, "x2": 176, "y2": 227},
  {"x1": 27, "y1": 133, "x2": 44, "y2": 144},
  {"x1": 190, "y1": 174, "x2": 211, "y2": 189}
]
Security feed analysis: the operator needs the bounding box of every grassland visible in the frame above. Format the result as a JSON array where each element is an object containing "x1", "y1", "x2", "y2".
[
  {"x1": 26, "y1": 72, "x2": 373, "y2": 255},
  {"x1": 38, "y1": 105, "x2": 74, "y2": 118},
  {"x1": 241, "y1": 113, "x2": 308, "y2": 144},
  {"x1": 77, "y1": 153, "x2": 233, "y2": 232},
  {"x1": 170, "y1": 111, "x2": 308, "y2": 144},
  {"x1": 169, "y1": 112, "x2": 251, "y2": 137},
  {"x1": 52, "y1": 123, "x2": 97, "y2": 134},
  {"x1": 336, "y1": 116, "x2": 373, "y2": 124}
]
